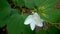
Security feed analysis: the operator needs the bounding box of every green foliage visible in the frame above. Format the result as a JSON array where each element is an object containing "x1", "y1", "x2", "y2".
[
  {"x1": 37, "y1": 26, "x2": 60, "y2": 34},
  {"x1": 0, "y1": 21, "x2": 5, "y2": 27},
  {"x1": 36, "y1": 0, "x2": 60, "y2": 23},
  {"x1": 12, "y1": 0, "x2": 60, "y2": 23},
  {"x1": 0, "y1": 0, "x2": 34, "y2": 34},
  {"x1": 0, "y1": 0, "x2": 11, "y2": 27},
  {"x1": 37, "y1": 30, "x2": 48, "y2": 34},
  {"x1": 5, "y1": 9, "x2": 34, "y2": 34},
  {"x1": 12, "y1": 0, "x2": 24, "y2": 7},
  {"x1": 47, "y1": 26, "x2": 60, "y2": 34},
  {"x1": 0, "y1": 0, "x2": 60, "y2": 34}
]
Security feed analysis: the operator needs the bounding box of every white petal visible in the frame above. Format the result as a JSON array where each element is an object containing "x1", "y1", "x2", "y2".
[
  {"x1": 33, "y1": 12, "x2": 44, "y2": 27},
  {"x1": 33, "y1": 13, "x2": 40, "y2": 18},
  {"x1": 30, "y1": 22, "x2": 35, "y2": 30},
  {"x1": 40, "y1": 19, "x2": 44, "y2": 21},
  {"x1": 24, "y1": 15, "x2": 32, "y2": 25},
  {"x1": 36, "y1": 21, "x2": 43, "y2": 27},
  {"x1": 33, "y1": 13, "x2": 41, "y2": 21}
]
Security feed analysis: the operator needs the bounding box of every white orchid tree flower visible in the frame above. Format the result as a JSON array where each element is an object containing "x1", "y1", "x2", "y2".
[{"x1": 24, "y1": 12, "x2": 44, "y2": 30}]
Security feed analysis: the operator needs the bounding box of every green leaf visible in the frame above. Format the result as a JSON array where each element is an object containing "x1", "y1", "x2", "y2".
[
  {"x1": 45, "y1": 8, "x2": 60, "y2": 23},
  {"x1": 36, "y1": 0, "x2": 60, "y2": 23},
  {"x1": 12, "y1": 0, "x2": 58, "y2": 9},
  {"x1": 39, "y1": 8, "x2": 60, "y2": 23},
  {"x1": 46, "y1": 26, "x2": 60, "y2": 34},
  {"x1": 12, "y1": 0, "x2": 25, "y2": 7},
  {"x1": 0, "y1": 7, "x2": 11, "y2": 21},
  {"x1": 5, "y1": 9, "x2": 34, "y2": 34},
  {"x1": 0, "y1": 0, "x2": 10, "y2": 10},
  {"x1": 36, "y1": 0, "x2": 57, "y2": 8},
  {"x1": 0, "y1": 0, "x2": 11, "y2": 27},
  {"x1": 34, "y1": 0, "x2": 45, "y2": 7},
  {"x1": 12, "y1": 0, "x2": 35, "y2": 9},
  {"x1": 36, "y1": 30, "x2": 48, "y2": 34},
  {"x1": 0, "y1": 21, "x2": 5, "y2": 27},
  {"x1": 0, "y1": 0, "x2": 11, "y2": 20},
  {"x1": 24, "y1": 0, "x2": 34, "y2": 9},
  {"x1": 37, "y1": 26, "x2": 60, "y2": 34}
]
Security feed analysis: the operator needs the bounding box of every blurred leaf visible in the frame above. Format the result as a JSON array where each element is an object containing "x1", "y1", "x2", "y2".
[
  {"x1": 12, "y1": 0, "x2": 25, "y2": 7},
  {"x1": 0, "y1": 0, "x2": 60, "y2": 34},
  {"x1": 0, "y1": 0, "x2": 11, "y2": 27},
  {"x1": 0, "y1": 21, "x2": 5, "y2": 27},
  {"x1": 4, "y1": 9, "x2": 34, "y2": 34},
  {"x1": 46, "y1": 26, "x2": 60, "y2": 34},
  {"x1": 37, "y1": 26, "x2": 60, "y2": 34},
  {"x1": 36, "y1": 30, "x2": 48, "y2": 34},
  {"x1": 0, "y1": 0, "x2": 11, "y2": 20},
  {"x1": 39, "y1": 0, "x2": 58, "y2": 8},
  {"x1": 0, "y1": 0, "x2": 10, "y2": 9},
  {"x1": 34, "y1": 0, "x2": 45, "y2": 7},
  {"x1": 37, "y1": 0, "x2": 60, "y2": 23},
  {"x1": 12, "y1": 0, "x2": 35, "y2": 9},
  {"x1": 39, "y1": 8, "x2": 60, "y2": 23},
  {"x1": 0, "y1": 7, "x2": 11, "y2": 21},
  {"x1": 13, "y1": 0, "x2": 60, "y2": 23}
]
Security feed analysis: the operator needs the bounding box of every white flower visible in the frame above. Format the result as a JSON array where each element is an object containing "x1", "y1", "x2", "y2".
[{"x1": 24, "y1": 12, "x2": 44, "y2": 30}]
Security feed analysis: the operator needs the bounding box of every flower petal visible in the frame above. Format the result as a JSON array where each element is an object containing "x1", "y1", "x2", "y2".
[
  {"x1": 24, "y1": 15, "x2": 32, "y2": 25},
  {"x1": 30, "y1": 22, "x2": 35, "y2": 30},
  {"x1": 33, "y1": 12, "x2": 44, "y2": 27},
  {"x1": 33, "y1": 13, "x2": 41, "y2": 18},
  {"x1": 33, "y1": 13, "x2": 42, "y2": 21},
  {"x1": 36, "y1": 21, "x2": 43, "y2": 27}
]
